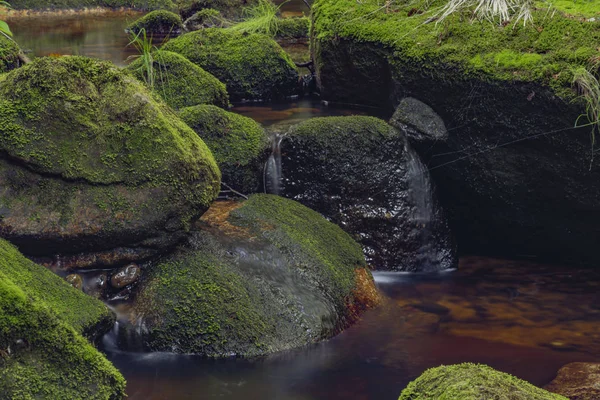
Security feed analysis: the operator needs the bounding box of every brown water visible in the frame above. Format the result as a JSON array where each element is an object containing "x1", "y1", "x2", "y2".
[{"x1": 103, "y1": 256, "x2": 600, "y2": 399}]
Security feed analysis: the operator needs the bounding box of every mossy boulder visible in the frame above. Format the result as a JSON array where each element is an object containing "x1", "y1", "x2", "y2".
[
  {"x1": 0, "y1": 56, "x2": 220, "y2": 268},
  {"x1": 312, "y1": 0, "x2": 600, "y2": 266},
  {"x1": 126, "y1": 10, "x2": 183, "y2": 36},
  {"x1": 176, "y1": 0, "x2": 257, "y2": 20},
  {"x1": 130, "y1": 195, "x2": 380, "y2": 356},
  {"x1": 0, "y1": 35, "x2": 22, "y2": 74},
  {"x1": 0, "y1": 239, "x2": 125, "y2": 399},
  {"x1": 179, "y1": 105, "x2": 268, "y2": 193},
  {"x1": 163, "y1": 28, "x2": 298, "y2": 101},
  {"x1": 183, "y1": 8, "x2": 233, "y2": 31},
  {"x1": 128, "y1": 50, "x2": 229, "y2": 109},
  {"x1": 399, "y1": 363, "x2": 567, "y2": 399},
  {"x1": 276, "y1": 16, "x2": 310, "y2": 40},
  {"x1": 8, "y1": 0, "x2": 176, "y2": 10},
  {"x1": 276, "y1": 116, "x2": 455, "y2": 271}
]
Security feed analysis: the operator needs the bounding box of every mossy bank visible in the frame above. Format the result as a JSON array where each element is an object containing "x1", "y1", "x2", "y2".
[
  {"x1": 0, "y1": 239, "x2": 125, "y2": 399},
  {"x1": 131, "y1": 195, "x2": 380, "y2": 356},
  {"x1": 311, "y1": 0, "x2": 600, "y2": 267},
  {"x1": 0, "y1": 56, "x2": 220, "y2": 266}
]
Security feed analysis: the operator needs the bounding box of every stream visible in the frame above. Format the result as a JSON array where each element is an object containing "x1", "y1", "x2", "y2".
[{"x1": 6, "y1": 8, "x2": 600, "y2": 400}]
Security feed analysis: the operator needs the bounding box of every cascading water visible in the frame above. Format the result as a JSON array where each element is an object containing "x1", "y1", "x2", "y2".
[{"x1": 264, "y1": 133, "x2": 283, "y2": 195}]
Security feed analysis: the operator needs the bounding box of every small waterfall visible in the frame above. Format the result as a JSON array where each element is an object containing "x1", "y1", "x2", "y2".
[{"x1": 264, "y1": 133, "x2": 283, "y2": 195}]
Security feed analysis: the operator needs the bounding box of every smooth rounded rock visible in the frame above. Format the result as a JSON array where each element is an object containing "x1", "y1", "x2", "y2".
[{"x1": 110, "y1": 264, "x2": 142, "y2": 289}]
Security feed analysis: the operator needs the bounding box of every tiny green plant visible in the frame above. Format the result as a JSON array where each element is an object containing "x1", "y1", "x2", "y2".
[
  {"x1": 230, "y1": 0, "x2": 287, "y2": 37},
  {"x1": 0, "y1": 1, "x2": 13, "y2": 39},
  {"x1": 127, "y1": 28, "x2": 159, "y2": 89},
  {"x1": 573, "y1": 66, "x2": 600, "y2": 169}
]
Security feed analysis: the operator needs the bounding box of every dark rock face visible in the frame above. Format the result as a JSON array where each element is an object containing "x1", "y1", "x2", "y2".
[
  {"x1": 0, "y1": 57, "x2": 221, "y2": 268},
  {"x1": 390, "y1": 97, "x2": 448, "y2": 145},
  {"x1": 313, "y1": 37, "x2": 600, "y2": 267},
  {"x1": 276, "y1": 116, "x2": 456, "y2": 271},
  {"x1": 545, "y1": 362, "x2": 600, "y2": 400},
  {"x1": 128, "y1": 195, "x2": 380, "y2": 356}
]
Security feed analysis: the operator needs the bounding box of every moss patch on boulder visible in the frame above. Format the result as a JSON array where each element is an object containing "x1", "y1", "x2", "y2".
[
  {"x1": 132, "y1": 195, "x2": 380, "y2": 356},
  {"x1": 163, "y1": 27, "x2": 298, "y2": 101},
  {"x1": 176, "y1": 0, "x2": 257, "y2": 20},
  {"x1": 0, "y1": 239, "x2": 125, "y2": 399},
  {"x1": 183, "y1": 8, "x2": 233, "y2": 30},
  {"x1": 0, "y1": 56, "x2": 220, "y2": 262},
  {"x1": 179, "y1": 105, "x2": 267, "y2": 193},
  {"x1": 399, "y1": 363, "x2": 567, "y2": 400},
  {"x1": 276, "y1": 16, "x2": 309, "y2": 39},
  {"x1": 128, "y1": 50, "x2": 229, "y2": 109},
  {"x1": 0, "y1": 35, "x2": 22, "y2": 74},
  {"x1": 126, "y1": 10, "x2": 183, "y2": 35}
]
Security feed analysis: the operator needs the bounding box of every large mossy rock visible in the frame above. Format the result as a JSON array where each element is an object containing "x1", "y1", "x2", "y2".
[
  {"x1": 399, "y1": 364, "x2": 567, "y2": 400},
  {"x1": 163, "y1": 28, "x2": 298, "y2": 101},
  {"x1": 0, "y1": 35, "x2": 22, "y2": 74},
  {"x1": 130, "y1": 195, "x2": 380, "y2": 356},
  {"x1": 126, "y1": 10, "x2": 183, "y2": 36},
  {"x1": 0, "y1": 239, "x2": 125, "y2": 399},
  {"x1": 176, "y1": 0, "x2": 257, "y2": 20},
  {"x1": 277, "y1": 116, "x2": 455, "y2": 271},
  {"x1": 311, "y1": 0, "x2": 600, "y2": 266},
  {"x1": 179, "y1": 105, "x2": 267, "y2": 193},
  {"x1": 128, "y1": 50, "x2": 229, "y2": 110},
  {"x1": 0, "y1": 56, "x2": 221, "y2": 267}
]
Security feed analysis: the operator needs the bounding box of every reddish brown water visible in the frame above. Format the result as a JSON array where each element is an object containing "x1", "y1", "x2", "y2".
[{"x1": 103, "y1": 256, "x2": 600, "y2": 399}]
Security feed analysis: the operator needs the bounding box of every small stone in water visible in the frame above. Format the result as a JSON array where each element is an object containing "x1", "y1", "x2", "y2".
[
  {"x1": 110, "y1": 264, "x2": 141, "y2": 289},
  {"x1": 65, "y1": 274, "x2": 83, "y2": 290}
]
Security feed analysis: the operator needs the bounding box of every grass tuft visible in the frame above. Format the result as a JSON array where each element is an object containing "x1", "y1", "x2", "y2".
[{"x1": 230, "y1": 0, "x2": 286, "y2": 36}]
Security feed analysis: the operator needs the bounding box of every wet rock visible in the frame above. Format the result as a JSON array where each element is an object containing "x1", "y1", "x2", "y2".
[
  {"x1": 129, "y1": 195, "x2": 381, "y2": 356},
  {"x1": 163, "y1": 28, "x2": 299, "y2": 101},
  {"x1": 177, "y1": 0, "x2": 258, "y2": 20},
  {"x1": 126, "y1": 10, "x2": 183, "y2": 36},
  {"x1": 276, "y1": 116, "x2": 456, "y2": 271},
  {"x1": 183, "y1": 8, "x2": 233, "y2": 31},
  {"x1": 389, "y1": 97, "x2": 448, "y2": 144},
  {"x1": 0, "y1": 57, "x2": 220, "y2": 267},
  {"x1": 110, "y1": 264, "x2": 142, "y2": 289},
  {"x1": 545, "y1": 362, "x2": 600, "y2": 400},
  {"x1": 83, "y1": 272, "x2": 108, "y2": 299},
  {"x1": 65, "y1": 274, "x2": 83, "y2": 290}
]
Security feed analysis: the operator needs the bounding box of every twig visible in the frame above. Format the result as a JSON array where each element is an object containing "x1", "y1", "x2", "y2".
[{"x1": 221, "y1": 182, "x2": 249, "y2": 199}]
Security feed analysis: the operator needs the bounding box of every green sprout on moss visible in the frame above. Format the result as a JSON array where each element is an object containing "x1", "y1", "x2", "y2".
[
  {"x1": 230, "y1": 0, "x2": 287, "y2": 37},
  {"x1": 573, "y1": 66, "x2": 600, "y2": 169}
]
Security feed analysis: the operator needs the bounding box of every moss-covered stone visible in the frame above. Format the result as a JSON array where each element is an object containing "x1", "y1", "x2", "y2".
[
  {"x1": 0, "y1": 239, "x2": 125, "y2": 399},
  {"x1": 8, "y1": 0, "x2": 176, "y2": 10},
  {"x1": 0, "y1": 56, "x2": 220, "y2": 264},
  {"x1": 0, "y1": 35, "x2": 21, "y2": 74},
  {"x1": 128, "y1": 50, "x2": 229, "y2": 109},
  {"x1": 399, "y1": 363, "x2": 567, "y2": 399},
  {"x1": 163, "y1": 27, "x2": 298, "y2": 101},
  {"x1": 131, "y1": 195, "x2": 380, "y2": 356},
  {"x1": 126, "y1": 10, "x2": 183, "y2": 35},
  {"x1": 276, "y1": 16, "x2": 309, "y2": 39},
  {"x1": 176, "y1": 0, "x2": 257, "y2": 20},
  {"x1": 183, "y1": 8, "x2": 233, "y2": 31},
  {"x1": 179, "y1": 105, "x2": 267, "y2": 193}
]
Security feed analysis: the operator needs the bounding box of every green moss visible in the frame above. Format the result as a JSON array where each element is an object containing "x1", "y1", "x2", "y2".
[
  {"x1": 126, "y1": 10, "x2": 183, "y2": 35},
  {"x1": 399, "y1": 363, "x2": 567, "y2": 400},
  {"x1": 8, "y1": 0, "x2": 176, "y2": 10},
  {"x1": 134, "y1": 194, "x2": 374, "y2": 356},
  {"x1": 163, "y1": 27, "x2": 298, "y2": 101},
  {"x1": 175, "y1": 0, "x2": 258, "y2": 19},
  {"x1": 541, "y1": 0, "x2": 600, "y2": 17},
  {"x1": 0, "y1": 55, "x2": 220, "y2": 198},
  {"x1": 276, "y1": 16, "x2": 309, "y2": 39},
  {"x1": 178, "y1": 104, "x2": 267, "y2": 192},
  {"x1": 128, "y1": 50, "x2": 229, "y2": 109},
  {"x1": 0, "y1": 35, "x2": 21, "y2": 74},
  {"x1": 0, "y1": 239, "x2": 125, "y2": 399},
  {"x1": 312, "y1": 0, "x2": 600, "y2": 100},
  {"x1": 183, "y1": 8, "x2": 233, "y2": 29}
]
